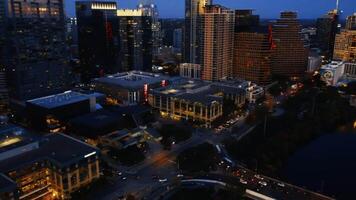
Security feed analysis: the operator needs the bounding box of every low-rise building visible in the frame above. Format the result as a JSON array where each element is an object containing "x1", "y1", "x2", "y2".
[
  {"x1": 319, "y1": 61, "x2": 356, "y2": 86},
  {"x1": 93, "y1": 71, "x2": 170, "y2": 105},
  {"x1": 149, "y1": 78, "x2": 246, "y2": 127},
  {"x1": 320, "y1": 61, "x2": 345, "y2": 86},
  {"x1": 0, "y1": 125, "x2": 100, "y2": 199},
  {"x1": 26, "y1": 90, "x2": 104, "y2": 132},
  {"x1": 99, "y1": 129, "x2": 140, "y2": 150},
  {"x1": 69, "y1": 109, "x2": 137, "y2": 139}
]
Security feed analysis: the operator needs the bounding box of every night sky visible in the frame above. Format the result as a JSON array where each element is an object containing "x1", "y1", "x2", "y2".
[{"x1": 65, "y1": 0, "x2": 356, "y2": 19}]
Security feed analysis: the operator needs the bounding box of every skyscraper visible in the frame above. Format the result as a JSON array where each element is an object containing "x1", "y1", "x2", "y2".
[
  {"x1": 118, "y1": 9, "x2": 153, "y2": 71},
  {"x1": 233, "y1": 10, "x2": 272, "y2": 85},
  {"x1": 271, "y1": 12, "x2": 309, "y2": 79},
  {"x1": 1, "y1": 0, "x2": 73, "y2": 102},
  {"x1": 0, "y1": 0, "x2": 8, "y2": 114},
  {"x1": 76, "y1": 1, "x2": 120, "y2": 83},
  {"x1": 333, "y1": 29, "x2": 356, "y2": 63},
  {"x1": 199, "y1": 5, "x2": 235, "y2": 81},
  {"x1": 346, "y1": 13, "x2": 356, "y2": 30},
  {"x1": 137, "y1": 1, "x2": 162, "y2": 56},
  {"x1": 234, "y1": 9, "x2": 259, "y2": 32},
  {"x1": 316, "y1": 10, "x2": 339, "y2": 62},
  {"x1": 184, "y1": 0, "x2": 211, "y2": 63}
]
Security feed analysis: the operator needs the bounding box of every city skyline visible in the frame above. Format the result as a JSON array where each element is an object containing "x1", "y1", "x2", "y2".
[{"x1": 65, "y1": 0, "x2": 356, "y2": 19}]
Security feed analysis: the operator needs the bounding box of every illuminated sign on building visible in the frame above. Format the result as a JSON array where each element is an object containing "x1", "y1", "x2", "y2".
[
  {"x1": 144, "y1": 84, "x2": 149, "y2": 102},
  {"x1": 91, "y1": 3, "x2": 117, "y2": 10}
]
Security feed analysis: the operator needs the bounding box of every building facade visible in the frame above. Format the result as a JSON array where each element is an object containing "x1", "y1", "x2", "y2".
[
  {"x1": 344, "y1": 62, "x2": 356, "y2": 77},
  {"x1": 333, "y1": 29, "x2": 356, "y2": 63},
  {"x1": 346, "y1": 13, "x2": 356, "y2": 30},
  {"x1": 183, "y1": 0, "x2": 211, "y2": 63},
  {"x1": 180, "y1": 63, "x2": 201, "y2": 79},
  {"x1": 94, "y1": 71, "x2": 169, "y2": 106},
  {"x1": 0, "y1": 125, "x2": 100, "y2": 200},
  {"x1": 149, "y1": 79, "x2": 246, "y2": 127},
  {"x1": 173, "y1": 28, "x2": 183, "y2": 53},
  {"x1": 316, "y1": 10, "x2": 339, "y2": 62},
  {"x1": 233, "y1": 10, "x2": 271, "y2": 85},
  {"x1": 271, "y1": 12, "x2": 309, "y2": 79},
  {"x1": 137, "y1": 1, "x2": 162, "y2": 56},
  {"x1": 199, "y1": 5, "x2": 235, "y2": 81},
  {"x1": 233, "y1": 30, "x2": 272, "y2": 85},
  {"x1": 76, "y1": 1, "x2": 120, "y2": 83},
  {"x1": 118, "y1": 9, "x2": 153, "y2": 72},
  {"x1": 1, "y1": 0, "x2": 73, "y2": 102},
  {"x1": 0, "y1": 69, "x2": 8, "y2": 114}
]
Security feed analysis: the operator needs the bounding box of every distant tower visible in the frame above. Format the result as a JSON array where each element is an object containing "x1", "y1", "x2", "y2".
[
  {"x1": 184, "y1": 0, "x2": 212, "y2": 63},
  {"x1": 316, "y1": 0, "x2": 340, "y2": 63},
  {"x1": 137, "y1": 0, "x2": 162, "y2": 56}
]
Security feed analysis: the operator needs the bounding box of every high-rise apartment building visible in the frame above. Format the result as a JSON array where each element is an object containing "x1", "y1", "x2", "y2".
[
  {"x1": 137, "y1": 1, "x2": 162, "y2": 56},
  {"x1": 76, "y1": 1, "x2": 120, "y2": 83},
  {"x1": 199, "y1": 5, "x2": 235, "y2": 81},
  {"x1": 118, "y1": 9, "x2": 153, "y2": 72},
  {"x1": 1, "y1": 0, "x2": 73, "y2": 102},
  {"x1": 333, "y1": 29, "x2": 356, "y2": 63},
  {"x1": 184, "y1": 0, "x2": 211, "y2": 63},
  {"x1": 233, "y1": 10, "x2": 272, "y2": 85},
  {"x1": 316, "y1": 10, "x2": 339, "y2": 62},
  {"x1": 346, "y1": 13, "x2": 356, "y2": 30},
  {"x1": 271, "y1": 12, "x2": 309, "y2": 79}
]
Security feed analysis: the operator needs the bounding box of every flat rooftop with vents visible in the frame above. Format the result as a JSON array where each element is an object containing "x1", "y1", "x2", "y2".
[{"x1": 94, "y1": 71, "x2": 170, "y2": 90}]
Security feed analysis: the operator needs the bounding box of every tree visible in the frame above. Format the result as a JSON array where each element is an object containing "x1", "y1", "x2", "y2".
[{"x1": 177, "y1": 143, "x2": 219, "y2": 173}]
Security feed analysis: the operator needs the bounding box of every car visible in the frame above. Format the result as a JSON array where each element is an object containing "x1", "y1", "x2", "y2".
[
  {"x1": 277, "y1": 182, "x2": 285, "y2": 187},
  {"x1": 177, "y1": 174, "x2": 184, "y2": 178},
  {"x1": 258, "y1": 181, "x2": 267, "y2": 186},
  {"x1": 239, "y1": 178, "x2": 248, "y2": 185},
  {"x1": 159, "y1": 178, "x2": 168, "y2": 183},
  {"x1": 122, "y1": 177, "x2": 127, "y2": 181},
  {"x1": 254, "y1": 174, "x2": 264, "y2": 180}
]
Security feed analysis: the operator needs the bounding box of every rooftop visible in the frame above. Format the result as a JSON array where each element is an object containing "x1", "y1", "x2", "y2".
[
  {"x1": 151, "y1": 78, "x2": 246, "y2": 105},
  {"x1": 0, "y1": 133, "x2": 99, "y2": 172},
  {"x1": 69, "y1": 110, "x2": 137, "y2": 138},
  {"x1": 104, "y1": 129, "x2": 131, "y2": 140},
  {"x1": 0, "y1": 124, "x2": 39, "y2": 154},
  {"x1": 27, "y1": 90, "x2": 104, "y2": 109},
  {"x1": 94, "y1": 71, "x2": 170, "y2": 90},
  {"x1": 0, "y1": 173, "x2": 16, "y2": 193},
  {"x1": 321, "y1": 61, "x2": 344, "y2": 69}
]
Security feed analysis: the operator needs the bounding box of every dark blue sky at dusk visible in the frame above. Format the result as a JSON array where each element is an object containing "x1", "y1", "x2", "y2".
[{"x1": 65, "y1": 0, "x2": 356, "y2": 19}]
